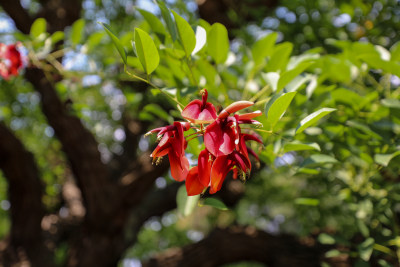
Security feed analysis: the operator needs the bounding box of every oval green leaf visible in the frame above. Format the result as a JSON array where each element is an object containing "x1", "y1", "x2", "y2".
[
  {"x1": 265, "y1": 91, "x2": 296, "y2": 128},
  {"x1": 202, "y1": 198, "x2": 228, "y2": 211},
  {"x1": 295, "y1": 108, "x2": 336, "y2": 134},
  {"x1": 30, "y1": 18, "x2": 46, "y2": 39},
  {"x1": 138, "y1": 9, "x2": 167, "y2": 35},
  {"x1": 283, "y1": 141, "x2": 320, "y2": 153},
  {"x1": 134, "y1": 28, "x2": 160, "y2": 75},
  {"x1": 71, "y1": 19, "x2": 85, "y2": 45},
  {"x1": 207, "y1": 23, "x2": 229, "y2": 64},
  {"x1": 252, "y1": 32, "x2": 277, "y2": 66},
  {"x1": 171, "y1": 10, "x2": 196, "y2": 57},
  {"x1": 100, "y1": 22, "x2": 127, "y2": 64}
]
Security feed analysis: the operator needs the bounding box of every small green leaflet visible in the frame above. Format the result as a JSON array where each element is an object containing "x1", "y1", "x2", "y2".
[
  {"x1": 358, "y1": 238, "x2": 375, "y2": 261},
  {"x1": 192, "y1": 26, "x2": 206, "y2": 55},
  {"x1": 171, "y1": 10, "x2": 196, "y2": 57},
  {"x1": 252, "y1": 32, "x2": 277, "y2": 66},
  {"x1": 30, "y1": 18, "x2": 46, "y2": 39},
  {"x1": 207, "y1": 23, "x2": 229, "y2": 64},
  {"x1": 134, "y1": 28, "x2": 160, "y2": 75},
  {"x1": 381, "y1": 98, "x2": 400, "y2": 109},
  {"x1": 138, "y1": 9, "x2": 167, "y2": 35},
  {"x1": 176, "y1": 185, "x2": 199, "y2": 217},
  {"x1": 318, "y1": 233, "x2": 336, "y2": 245},
  {"x1": 283, "y1": 141, "x2": 320, "y2": 153},
  {"x1": 301, "y1": 154, "x2": 338, "y2": 167},
  {"x1": 100, "y1": 22, "x2": 127, "y2": 64},
  {"x1": 295, "y1": 108, "x2": 336, "y2": 134},
  {"x1": 201, "y1": 198, "x2": 229, "y2": 210},
  {"x1": 265, "y1": 91, "x2": 296, "y2": 129},
  {"x1": 295, "y1": 198, "x2": 319, "y2": 206},
  {"x1": 157, "y1": 0, "x2": 177, "y2": 41},
  {"x1": 71, "y1": 19, "x2": 85, "y2": 45},
  {"x1": 374, "y1": 151, "x2": 400, "y2": 167}
]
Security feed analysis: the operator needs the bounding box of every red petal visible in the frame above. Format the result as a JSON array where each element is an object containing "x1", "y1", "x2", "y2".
[
  {"x1": 204, "y1": 120, "x2": 235, "y2": 157},
  {"x1": 185, "y1": 167, "x2": 206, "y2": 196},
  {"x1": 198, "y1": 149, "x2": 213, "y2": 187},
  {"x1": 218, "y1": 101, "x2": 254, "y2": 119},
  {"x1": 210, "y1": 155, "x2": 234, "y2": 194},
  {"x1": 238, "y1": 110, "x2": 262, "y2": 120},
  {"x1": 181, "y1": 100, "x2": 202, "y2": 122},
  {"x1": 169, "y1": 153, "x2": 189, "y2": 181}
]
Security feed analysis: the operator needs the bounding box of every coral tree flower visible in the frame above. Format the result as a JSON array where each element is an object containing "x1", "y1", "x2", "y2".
[
  {"x1": 147, "y1": 122, "x2": 190, "y2": 181},
  {"x1": 0, "y1": 43, "x2": 23, "y2": 80},
  {"x1": 181, "y1": 89, "x2": 217, "y2": 124}
]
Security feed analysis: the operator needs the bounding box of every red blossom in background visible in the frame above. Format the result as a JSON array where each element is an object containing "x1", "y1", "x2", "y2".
[
  {"x1": 0, "y1": 43, "x2": 23, "y2": 80},
  {"x1": 147, "y1": 89, "x2": 264, "y2": 196}
]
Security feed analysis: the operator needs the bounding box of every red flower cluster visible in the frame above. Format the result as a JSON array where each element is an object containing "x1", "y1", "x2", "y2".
[
  {"x1": 147, "y1": 89, "x2": 263, "y2": 196},
  {"x1": 0, "y1": 43, "x2": 23, "y2": 80}
]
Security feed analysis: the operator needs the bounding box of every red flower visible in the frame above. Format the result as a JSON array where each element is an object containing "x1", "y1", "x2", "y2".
[
  {"x1": 0, "y1": 43, "x2": 23, "y2": 80},
  {"x1": 181, "y1": 89, "x2": 217, "y2": 124},
  {"x1": 185, "y1": 149, "x2": 214, "y2": 196},
  {"x1": 147, "y1": 122, "x2": 190, "y2": 181}
]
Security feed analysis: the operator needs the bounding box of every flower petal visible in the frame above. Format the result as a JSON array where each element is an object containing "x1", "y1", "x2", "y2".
[
  {"x1": 237, "y1": 110, "x2": 262, "y2": 120},
  {"x1": 169, "y1": 153, "x2": 189, "y2": 181},
  {"x1": 210, "y1": 155, "x2": 234, "y2": 194},
  {"x1": 218, "y1": 101, "x2": 254, "y2": 119},
  {"x1": 204, "y1": 120, "x2": 235, "y2": 157},
  {"x1": 198, "y1": 149, "x2": 213, "y2": 187},
  {"x1": 185, "y1": 166, "x2": 206, "y2": 196}
]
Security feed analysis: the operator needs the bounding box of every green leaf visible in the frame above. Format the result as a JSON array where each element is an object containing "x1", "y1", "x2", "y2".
[
  {"x1": 277, "y1": 61, "x2": 314, "y2": 91},
  {"x1": 283, "y1": 141, "x2": 320, "y2": 153},
  {"x1": 192, "y1": 26, "x2": 207, "y2": 55},
  {"x1": 207, "y1": 23, "x2": 229, "y2": 64},
  {"x1": 358, "y1": 238, "x2": 375, "y2": 262},
  {"x1": 157, "y1": 1, "x2": 177, "y2": 41},
  {"x1": 143, "y1": 104, "x2": 172, "y2": 124},
  {"x1": 265, "y1": 92, "x2": 296, "y2": 128},
  {"x1": 381, "y1": 98, "x2": 400, "y2": 109},
  {"x1": 266, "y1": 42, "x2": 293, "y2": 72},
  {"x1": 86, "y1": 32, "x2": 105, "y2": 52},
  {"x1": 100, "y1": 22, "x2": 127, "y2": 64},
  {"x1": 71, "y1": 19, "x2": 85, "y2": 45},
  {"x1": 295, "y1": 108, "x2": 336, "y2": 134},
  {"x1": 391, "y1": 41, "x2": 400, "y2": 62},
  {"x1": 252, "y1": 32, "x2": 277, "y2": 66},
  {"x1": 171, "y1": 10, "x2": 196, "y2": 57},
  {"x1": 50, "y1": 31, "x2": 64, "y2": 44},
  {"x1": 295, "y1": 198, "x2": 319, "y2": 206},
  {"x1": 202, "y1": 198, "x2": 229, "y2": 211},
  {"x1": 374, "y1": 151, "x2": 400, "y2": 167},
  {"x1": 318, "y1": 233, "x2": 336, "y2": 245},
  {"x1": 30, "y1": 18, "x2": 46, "y2": 39},
  {"x1": 177, "y1": 185, "x2": 199, "y2": 217},
  {"x1": 301, "y1": 154, "x2": 338, "y2": 167},
  {"x1": 138, "y1": 9, "x2": 167, "y2": 35},
  {"x1": 134, "y1": 28, "x2": 160, "y2": 75},
  {"x1": 262, "y1": 72, "x2": 280, "y2": 92}
]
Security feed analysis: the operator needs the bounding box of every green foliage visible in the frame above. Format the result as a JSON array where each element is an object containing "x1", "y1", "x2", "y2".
[
  {"x1": 134, "y1": 28, "x2": 160, "y2": 75},
  {"x1": 100, "y1": 23, "x2": 127, "y2": 64},
  {"x1": 207, "y1": 23, "x2": 229, "y2": 64}
]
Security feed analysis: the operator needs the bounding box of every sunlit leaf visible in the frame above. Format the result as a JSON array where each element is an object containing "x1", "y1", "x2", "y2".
[
  {"x1": 177, "y1": 185, "x2": 199, "y2": 217},
  {"x1": 138, "y1": 9, "x2": 167, "y2": 35},
  {"x1": 301, "y1": 154, "x2": 338, "y2": 167},
  {"x1": 295, "y1": 108, "x2": 336, "y2": 134},
  {"x1": 171, "y1": 10, "x2": 196, "y2": 57},
  {"x1": 318, "y1": 233, "x2": 336, "y2": 245},
  {"x1": 100, "y1": 22, "x2": 127, "y2": 64},
  {"x1": 157, "y1": 0, "x2": 177, "y2": 41},
  {"x1": 71, "y1": 19, "x2": 85, "y2": 45},
  {"x1": 192, "y1": 26, "x2": 206, "y2": 55},
  {"x1": 381, "y1": 98, "x2": 400, "y2": 109},
  {"x1": 252, "y1": 32, "x2": 277, "y2": 66},
  {"x1": 207, "y1": 23, "x2": 229, "y2": 64},
  {"x1": 295, "y1": 198, "x2": 319, "y2": 206},
  {"x1": 265, "y1": 91, "x2": 296, "y2": 128},
  {"x1": 374, "y1": 151, "x2": 400, "y2": 167},
  {"x1": 30, "y1": 18, "x2": 46, "y2": 39},
  {"x1": 358, "y1": 238, "x2": 374, "y2": 262},
  {"x1": 134, "y1": 28, "x2": 160, "y2": 75},
  {"x1": 283, "y1": 141, "x2": 320, "y2": 152},
  {"x1": 266, "y1": 42, "x2": 293, "y2": 72}
]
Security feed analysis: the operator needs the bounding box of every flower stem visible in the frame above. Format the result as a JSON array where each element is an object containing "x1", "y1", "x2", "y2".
[{"x1": 124, "y1": 66, "x2": 184, "y2": 108}]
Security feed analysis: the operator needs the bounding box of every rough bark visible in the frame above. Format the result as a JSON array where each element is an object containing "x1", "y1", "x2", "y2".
[
  {"x1": 143, "y1": 225, "x2": 348, "y2": 267},
  {"x1": 0, "y1": 123, "x2": 51, "y2": 267}
]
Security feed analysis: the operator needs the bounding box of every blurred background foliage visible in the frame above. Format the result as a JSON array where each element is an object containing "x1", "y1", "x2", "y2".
[{"x1": 1, "y1": 0, "x2": 400, "y2": 266}]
